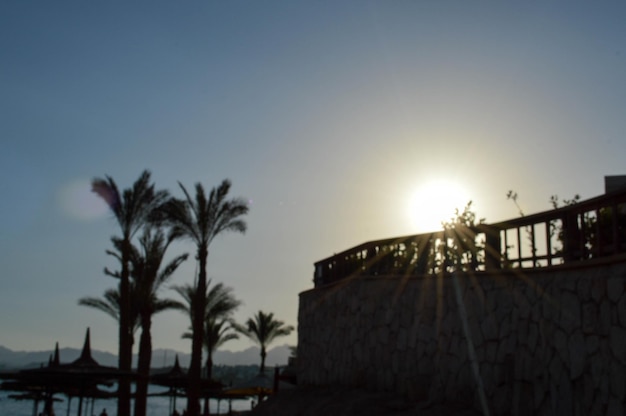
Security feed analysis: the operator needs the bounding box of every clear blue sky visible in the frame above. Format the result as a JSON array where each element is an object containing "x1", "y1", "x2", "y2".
[{"x1": 1, "y1": 1, "x2": 625, "y2": 355}]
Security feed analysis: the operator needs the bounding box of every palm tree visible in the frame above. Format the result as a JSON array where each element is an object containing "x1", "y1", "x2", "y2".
[
  {"x1": 173, "y1": 281, "x2": 241, "y2": 416},
  {"x1": 199, "y1": 318, "x2": 239, "y2": 380},
  {"x1": 78, "y1": 237, "x2": 142, "y2": 340},
  {"x1": 173, "y1": 281, "x2": 241, "y2": 380},
  {"x1": 131, "y1": 228, "x2": 188, "y2": 416},
  {"x1": 78, "y1": 231, "x2": 187, "y2": 416},
  {"x1": 92, "y1": 170, "x2": 169, "y2": 416},
  {"x1": 237, "y1": 311, "x2": 294, "y2": 374},
  {"x1": 160, "y1": 179, "x2": 248, "y2": 416}
]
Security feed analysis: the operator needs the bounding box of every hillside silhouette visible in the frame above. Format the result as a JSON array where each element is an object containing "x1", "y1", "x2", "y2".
[{"x1": 0, "y1": 344, "x2": 292, "y2": 369}]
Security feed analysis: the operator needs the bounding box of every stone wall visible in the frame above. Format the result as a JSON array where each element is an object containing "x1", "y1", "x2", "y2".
[{"x1": 298, "y1": 258, "x2": 626, "y2": 415}]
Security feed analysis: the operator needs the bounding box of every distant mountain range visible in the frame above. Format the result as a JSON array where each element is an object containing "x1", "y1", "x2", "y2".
[{"x1": 0, "y1": 344, "x2": 292, "y2": 370}]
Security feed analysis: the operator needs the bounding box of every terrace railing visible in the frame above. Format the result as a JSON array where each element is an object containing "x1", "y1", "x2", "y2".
[{"x1": 313, "y1": 189, "x2": 626, "y2": 287}]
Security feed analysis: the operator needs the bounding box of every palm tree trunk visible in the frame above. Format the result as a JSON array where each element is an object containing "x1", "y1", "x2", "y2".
[
  {"x1": 134, "y1": 314, "x2": 152, "y2": 416},
  {"x1": 202, "y1": 352, "x2": 213, "y2": 416},
  {"x1": 188, "y1": 246, "x2": 207, "y2": 416},
  {"x1": 206, "y1": 351, "x2": 213, "y2": 381},
  {"x1": 260, "y1": 346, "x2": 266, "y2": 374},
  {"x1": 203, "y1": 398, "x2": 210, "y2": 416},
  {"x1": 118, "y1": 241, "x2": 132, "y2": 416}
]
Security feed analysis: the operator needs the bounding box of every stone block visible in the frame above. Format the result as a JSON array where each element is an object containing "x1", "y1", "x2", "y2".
[
  {"x1": 499, "y1": 314, "x2": 511, "y2": 339},
  {"x1": 607, "y1": 397, "x2": 624, "y2": 416},
  {"x1": 481, "y1": 362, "x2": 496, "y2": 394},
  {"x1": 610, "y1": 326, "x2": 626, "y2": 365},
  {"x1": 560, "y1": 291, "x2": 581, "y2": 334},
  {"x1": 397, "y1": 327, "x2": 408, "y2": 351},
  {"x1": 480, "y1": 314, "x2": 498, "y2": 341},
  {"x1": 607, "y1": 277, "x2": 624, "y2": 303},
  {"x1": 553, "y1": 328, "x2": 568, "y2": 362},
  {"x1": 533, "y1": 376, "x2": 547, "y2": 411},
  {"x1": 416, "y1": 323, "x2": 431, "y2": 343},
  {"x1": 391, "y1": 313, "x2": 400, "y2": 334},
  {"x1": 561, "y1": 274, "x2": 577, "y2": 291},
  {"x1": 542, "y1": 296, "x2": 557, "y2": 321},
  {"x1": 555, "y1": 375, "x2": 573, "y2": 415},
  {"x1": 531, "y1": 300, "x2": 542, "y2": 322},
  {"x1": 585, "y1": 334, "x2": 600, "y2": 356},
  {"x1": 549, "y1": 354, "x2": 564, "y2": 382},
  {"x1": 517, "y1": 319, "x2": 529, "y2": 345},
  {"x1": 527, "y1": 322, "x2": 539, "y2": 354},
  {"x1": 468, "y1": 317, "x2": 484, "y2": 347},
  {"x1": 574, "y1": 376, "x2": 595, "y2": 416},
  {"x1": 391, "y1": 351, "x2": 399, "y2": 375},
  {"x1": 617, "y1": 294, "x2": 626, "y2": 327},
  {"x1": 577, "y1": 276, "x2": 593, "y2": 302},
  {"x1": 568, "y1": 329, "x2": 586, "y2": 379},
  {"x1": 518, "y1": 292, "x2": 531, "y2": 319},
  {"x1": 532, "y1": 347, "x2": 551, "y2": 379},
  {"x1": 599, "y1": 299, "x2": 611, "y2": 336},
  {"x1": 447, "y1": 336, "x2": 459, "y2": 358},
  {"x1": 591, "y1": 278, "x2": 606, "y2": 302},
  {"x1": 485, "y1": 341, "x2": 499, "y2": 363},
  {"x1": 378, "y1": 325, "x2": 389, "y2": 345},
  {"x1": 418, "y1": 354, "x2": 434, "y2": 374},
  {"x1": 598, "y1": 374, "x2": 611, "y2": 407},
  {"x1": 539, "y1": 320, "x2": 554, "y2": 347},
  {"x1": 609, "y1": 361, "x2": 626, "y2": 400},
  {"x1": 399, "y1": 303, "x2": 414, "y2": 330},
  {"x1": 475, "y1": 344, "x2": 485, "y2": 362},
  {"x1": 589, "y1": 395, "x2": 605, "y2": 416},
  {"x1": 492, "y1": 384, "x2": 513, "y2": 415},
  {"x1": 408, "y1": 324, "x2": 418, "y2": 349},
  {"x1": 497, "y1": 292, "x2": 514, "y2": 316},
  {"x1": 582, "y1": 302, "x2": 599, "y2": 334},
  {"x1": 497, "y1": 339, "x2": 510, "y2": 362},
  {"x1": 517, "y1": 347, "x2": 535, "y2": 381}
]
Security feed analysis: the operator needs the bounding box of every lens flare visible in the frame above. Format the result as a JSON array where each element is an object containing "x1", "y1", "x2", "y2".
[{"x1": 58, "y1": 179, "x2": 109, "y2": 221}]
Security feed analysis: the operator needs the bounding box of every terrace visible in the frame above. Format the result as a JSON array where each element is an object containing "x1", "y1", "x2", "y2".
[{"x1": 313, "y1": 188, "x2": 626, "y2": 287}]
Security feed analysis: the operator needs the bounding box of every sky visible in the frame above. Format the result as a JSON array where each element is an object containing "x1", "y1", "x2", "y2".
[{"x1": 1, "y1": 1, "x2": 626, "y2": 358}]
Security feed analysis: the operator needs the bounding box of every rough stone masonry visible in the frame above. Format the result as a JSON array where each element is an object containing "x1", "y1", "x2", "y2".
[{"x1": 298, "y1": 257, "x2": 626, "y2": 415}]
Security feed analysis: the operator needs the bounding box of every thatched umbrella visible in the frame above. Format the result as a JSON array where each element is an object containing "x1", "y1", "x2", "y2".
[
  {"x1": 0, "y1": 329, "x2": 134, "y2": 416},
  {"x1": 150, "y1": 355, "x2": 223, "y2": 415},
  {"x1": 0, "y1": 344, "x2": 63, "y2": 416}
]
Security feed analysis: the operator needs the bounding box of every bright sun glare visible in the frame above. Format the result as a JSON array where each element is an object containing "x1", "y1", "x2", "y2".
[{"x1": 408, "y1": 179, "x2": 471, "y2": 233}]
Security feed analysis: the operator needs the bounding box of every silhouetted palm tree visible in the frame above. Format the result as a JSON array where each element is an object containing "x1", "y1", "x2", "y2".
[
  {"x1": 91, "y1": 170, "x2": 169, "y2": 416},
  {"x1": 199, "y1": 318, "x2": 239, "y2": 379},
  {"x1": 180, "y1": 318, "x2": 240, "y2": 416},
  {"x1": 173, "y1": 281, "x2": 241, "y2": 380},
  {"x1": 131, "y1": 228, "x2": 188, "y2": 416},
  {"x1": 160, "y1": 179, "x2": 248, "y2": 416},
  {"x1": 78, "y1": 230, "x2": 187, "y2": 416},
  {"x1": 237, "y1": 311, "x2": 294, "y2": 374},
  {"x1": 78, "y1": 237, "x2": 142, "y2": 338}
]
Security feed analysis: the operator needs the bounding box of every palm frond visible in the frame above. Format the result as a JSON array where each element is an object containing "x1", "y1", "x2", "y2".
[
  {"x1": 241, "y1": 310, "x2": 294, "y2": 349},
  {"x1": 77, "y1": 288, "x2": 141, "y2": 334}
]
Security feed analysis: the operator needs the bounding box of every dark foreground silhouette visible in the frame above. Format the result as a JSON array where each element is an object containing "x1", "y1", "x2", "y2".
[{"x1": 249, "y1": 387, "x2": 482, "y2": 416}]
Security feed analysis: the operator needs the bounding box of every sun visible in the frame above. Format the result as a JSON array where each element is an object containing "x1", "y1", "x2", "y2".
[{"x1": 407, "y1": 179, "x2": 471, "y2": 233}]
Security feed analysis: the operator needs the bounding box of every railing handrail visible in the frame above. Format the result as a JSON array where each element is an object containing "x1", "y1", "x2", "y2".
[{"x1": 313, "y1": 188, "x2": 626, "y2": 287}]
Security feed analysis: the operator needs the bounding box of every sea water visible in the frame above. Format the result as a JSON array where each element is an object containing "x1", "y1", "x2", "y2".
[{"x1": 0, "y1": 387, "x2": 253, "y2": 416}]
